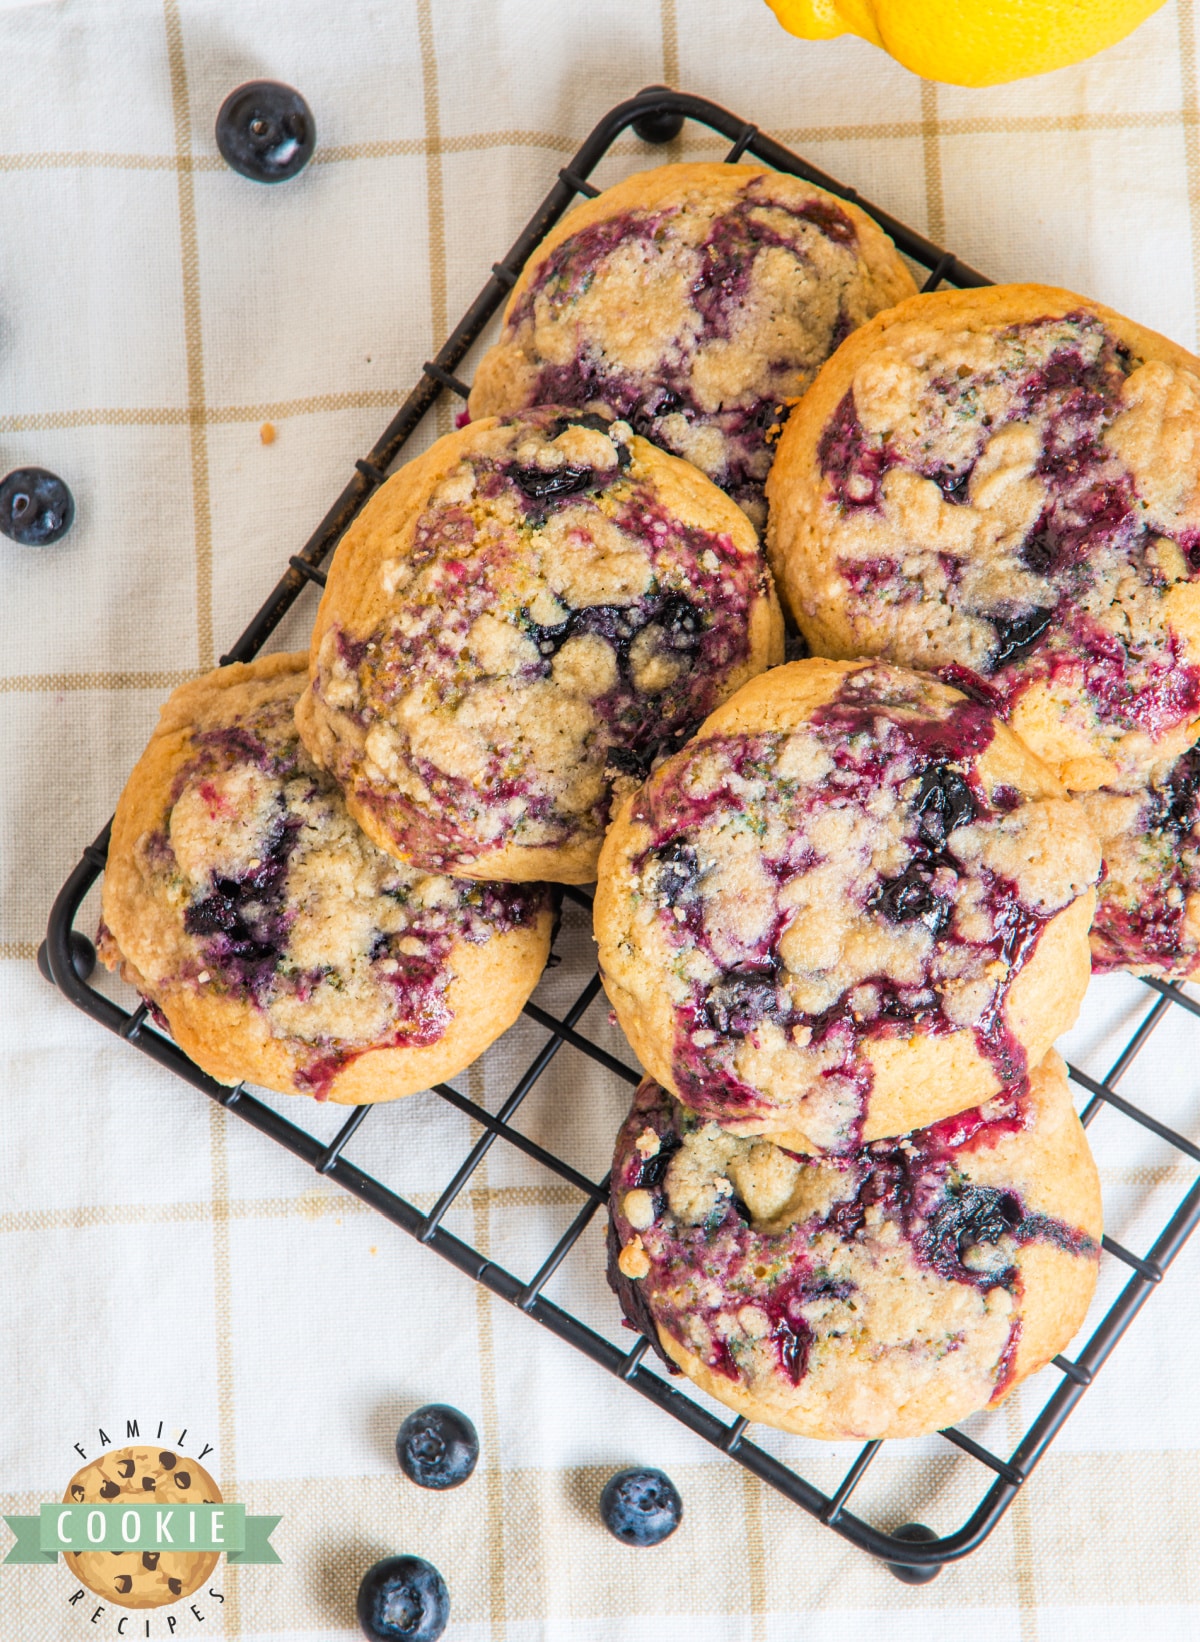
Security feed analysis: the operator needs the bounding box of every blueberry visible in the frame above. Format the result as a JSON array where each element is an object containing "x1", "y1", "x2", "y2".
[
  {"x1": 599, "y1": 1467, "x2": 682, "y2": 1546},
  {"x1": 925, "y1": 1183, "x2": 1023, "y2": 1275},
  {"x1": 605, "y1": 745, "x2": 653, "y2": 780},
  {"x1": 915, "y1": 765, "x2": 975, "y2": 849},
  {"x1": 704, "y1": 968, "x2": 781, "y2": 1035},
  {"x1": 874, "y1": 867, "x2": 949, "y2": 933},
  {"x1": 649, "y1": 592, "x2": 703, "y2": 651},
  {"x1": 1021, "y1": 529, "x2": 1057, "y2": 573},
  {"x1": 1162, "y1": 748, "x2": 1200, "y2": 833},
  {"x1": 510, "y1": 462, "x2": 595, "y2": 501},
  {"x1": 36, "y1": 932, "x2": 96, "y2": 986},
  {"x1": 356, "y1": 1555, "x2": 449, "y2": 1642},
  {"x1": 989, "y1": 606, "x2": 1054, "y2": 667},
  {"x1": 0, "y1": 467, "x2": 74, "y2": 545},
  {"x1": 634, "y1": 1129, "x2": 680, "y2": 1190},
  {"x1": 631, "y1": 387, "x2": 685, "y2": 437},
  {"x1": 395, "y1": 1405, "x2": 479, "y2": 1490},
  {"x1": 653, "y1": 841, "x2": 698, "y2": 906},
  {"x1": 931, "y1": 468, "x2": 970, "y2": 504},
  {"x1": 215, "y1": 81, "x2": 316, "y2": 183}
]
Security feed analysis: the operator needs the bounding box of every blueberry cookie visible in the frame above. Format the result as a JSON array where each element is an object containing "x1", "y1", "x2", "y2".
[
  {"x1": 467, "y1": 163, "x2": 917, "y2": 529},
  {"x1": 767, "y1": 285, "x2": 1200, "y2": 791},
  {"x1": 608, "y1": 1053, "x2": 1100, "y2": 1440},
  {"x1": 297, "y1": 409, "x2": 783, "y2": 884},
  {"x1": 99, "y1": 654, "x2": 553, "y2": 1101},
  {"x1": 595, "y1": 658, "x2": 1100, "y2": 1152},
  {"x1": 1079, "y1": 743, "x2": 1200, "y2": 977},
  {"x1": 62, "y1": 1447, "x2": 221, "y2": 1610}
]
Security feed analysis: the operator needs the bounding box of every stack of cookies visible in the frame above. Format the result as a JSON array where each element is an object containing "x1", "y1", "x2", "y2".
[
  {"x1": 596, "y1": 657, "x2": 1103, "y2": 1438},
  {"x1": 104, "y1": 157, "x2": 1200, "y2": 1442}
]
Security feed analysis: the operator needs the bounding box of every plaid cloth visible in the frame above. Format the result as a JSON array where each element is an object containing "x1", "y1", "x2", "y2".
[{"x1": 4, "y1": 1, "x2": 1200, "y2": 1637}]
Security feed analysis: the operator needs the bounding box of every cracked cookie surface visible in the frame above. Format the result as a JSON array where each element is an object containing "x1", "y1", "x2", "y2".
[
  {"x1": 297, "y1": 409, "x2": 783, "y2": 883},
  {"x1": 608, "y1": 1055, "x2": 1100, "y2": 1440},
  {"x1": 468, "y1": 163, "x2": 917, "y2": 529},
  {"x1": 1079, "y1": 742, "x2": 1200, "y2": 978},
  {"x1": 100, "y1": 653, "x2": 553, "y2": 1101},
  {"x1": 767, "y1": 284, "x2": 1200, "y2": 791},
  {"x1": 595, "y1": 658, "x2": 1100, "y2": 1152}
]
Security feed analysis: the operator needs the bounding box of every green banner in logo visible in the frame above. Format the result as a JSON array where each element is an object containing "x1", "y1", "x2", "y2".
[
  {"x1": 3, "y1": 1504, "x2": 281, "y2": 1564},
  {"x1": 2, "y1": 1518, "x2": 54, "y2": 1566}
]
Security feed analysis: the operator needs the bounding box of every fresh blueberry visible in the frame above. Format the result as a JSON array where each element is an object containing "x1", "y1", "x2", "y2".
[
  {"x1": 215, "y1": 81, "x2": 316, "y2": 183},
  {"x1": 395, "y1": 1405, "x2": 479, "y2": 1490},
  {"x1": 0, "y1": 467, "x2": 74, "y2": 546},
  {"x1": 36, "y1": 932, "x2": 96, "y2": 986},
  {"x1": 884, "y1": 1522, "x2": 943, "y2": 1585},
  {"x1": 356, "y1": 1556, "x2": 449, "y2": 1642},
  {"x1": 599, "y1": 1467, "x2": 682, "y2": 1546}
]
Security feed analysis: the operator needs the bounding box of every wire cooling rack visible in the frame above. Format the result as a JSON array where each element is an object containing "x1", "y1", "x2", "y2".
[{"x1": 44, "y1": 85, "x2": 1200, "y2": 1578}]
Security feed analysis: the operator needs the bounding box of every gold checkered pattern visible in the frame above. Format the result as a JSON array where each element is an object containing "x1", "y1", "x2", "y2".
[{"x1": 5, "y1": 2, "x2": 1200, "y2": 1637}]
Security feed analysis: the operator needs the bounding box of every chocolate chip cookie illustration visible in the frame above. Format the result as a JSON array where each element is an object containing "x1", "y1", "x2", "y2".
[{"x1": 62, "y1": 1447, "x2": 221, "y2": 1610}]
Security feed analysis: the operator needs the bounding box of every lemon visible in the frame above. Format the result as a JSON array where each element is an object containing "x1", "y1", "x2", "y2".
[{"x1": 765, "y1": 0, "x2": 1166, "y2": 86}]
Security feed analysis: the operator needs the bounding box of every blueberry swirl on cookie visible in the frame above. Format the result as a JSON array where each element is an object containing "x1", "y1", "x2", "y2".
[
  {"x1": 1079, "y1": 743, "x2": 1200, "y2": 978},
  {"x1": 767, "y1": 285, "x2": 1200, "y2": 791},
  {"x1": 468, "y1": 163, "x2": 917, "y2": 529},
  {"x1": 608, "y1": 1057, "x2": 1101, "y2": 1440},
  {"x1": 297, "y1": 408, "x2": 784, "y2": 884},
  {"x1": 99, "y1": 653, "x2": 553, "y2": 1102},
  {"x1": 595, "y1": 658, "x2": 1100, "y2": 1153}
]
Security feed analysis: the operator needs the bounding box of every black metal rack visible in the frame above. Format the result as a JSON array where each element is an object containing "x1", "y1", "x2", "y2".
[{"x1": 43, "y1": 85, "x2": 1200, "y2": 1579}]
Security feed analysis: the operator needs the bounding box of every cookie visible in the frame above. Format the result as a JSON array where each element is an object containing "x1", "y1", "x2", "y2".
[
  {"x1": 468, "y1": 162, "x2": 917, "y2": 529},
  {"x1": 608, "y1": 1054, "x2": 1101, "y2": 1441},
  {"x1": 766, "y1": 284, "x2": 1200, "y2": 791},
  {"x1": 100, "y1": 653, "x2": 553, "y2": 1102},
  {"x1": 1078, "y1": 742, "x2": 1200, "y2": 977},
  {"x1": 296, "y1": 409, "x2": 783, "y2": 884},
  {"x1": 595, "y1": 658, "x2": 1100, "y2": 1152},
  {"x1": 63, "y1": 1447, "x2": 220, "y2": 1610}
]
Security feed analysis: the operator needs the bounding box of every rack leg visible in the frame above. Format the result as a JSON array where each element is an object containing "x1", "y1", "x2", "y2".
[{"x1": 884, "y1": 1523, "x2": 944, "y2": 1585}]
